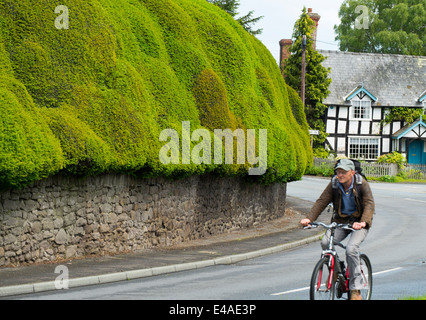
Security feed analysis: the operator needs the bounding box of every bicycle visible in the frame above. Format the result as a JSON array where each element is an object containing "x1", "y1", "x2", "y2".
[{"x1": 305, "y1": 221, "x2": 373, "y2": 300}]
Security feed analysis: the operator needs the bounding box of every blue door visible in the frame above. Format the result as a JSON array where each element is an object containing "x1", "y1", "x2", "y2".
[{"x1": 408, "y1": 140, "x2": 423, "y2": 164}]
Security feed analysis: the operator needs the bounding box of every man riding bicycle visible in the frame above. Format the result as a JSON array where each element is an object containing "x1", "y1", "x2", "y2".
[{"x1": 300, "y1": 159, "x2": 375, "y2": 300}]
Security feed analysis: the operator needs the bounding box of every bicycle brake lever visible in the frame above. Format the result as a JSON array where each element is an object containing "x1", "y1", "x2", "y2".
[
  {"x1": 303, "y1": 224, "x2": 317, "y2": 230},
  {"x1": 343, "y1": 225, "x2": 355, "y2": 232}
]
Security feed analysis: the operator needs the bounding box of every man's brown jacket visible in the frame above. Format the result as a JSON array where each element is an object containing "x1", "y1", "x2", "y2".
[{"x1": 306, "y1": 177, "x2": 375, "y2": 229}]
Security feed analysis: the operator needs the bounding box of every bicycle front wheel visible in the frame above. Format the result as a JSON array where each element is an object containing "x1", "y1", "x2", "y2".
[
  {"x1": 310, "y1": 256, "x2": 335, "y2": 300},
  {"x1": 358, "y1": 254, "x2": 373, "y2": 300}
]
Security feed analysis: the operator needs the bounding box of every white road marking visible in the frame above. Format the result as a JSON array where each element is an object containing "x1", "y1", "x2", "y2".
[
  {"x1": 404, "y1": 198, "x2": 426, "y2": 204},
  {"x1": 372, "y1": 267, "x2": 402, "y2": 276},
  {"x1": 271, "y1": 286, "x2": 310, "y2": 296},
  {"x1": 271, "y1": 267, "x2": 402, "y2": 296}
]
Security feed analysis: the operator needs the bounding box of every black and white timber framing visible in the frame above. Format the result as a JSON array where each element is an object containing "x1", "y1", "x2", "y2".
[{"x1": 319, "y1": 50, "x2": 426, "y2": 164}]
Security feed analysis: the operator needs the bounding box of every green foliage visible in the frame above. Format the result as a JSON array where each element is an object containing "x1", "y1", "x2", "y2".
[
  {"x1": 377, "y1": 175, "x2": 404, "y2": 183},
  {"x1": 206, "y1": 0, "x2": 263, "y2": 35},
  {"x1": 193, "y1": 69, "x2": 243, "y2": 131},
  {"x1": 381, "y1": 107, "x2": 425, "y2": 125},
  {"x1": 304, "y1": 163, "x2": 334, "y2": 177},
  {"x1": 401, "y1": 295, "x2": 426, "y2": 300},
  {"x1": 0, "y1": 0, "x2": 312, "y2": 188},
  {"x1": 313, "y1": 147, "x2": 332, "y2": 159},
  {"x1": 285, "y1": 84, "x2": 308, "y2": 131},
  {"x1": 41, "y1": 105, "x2": 113, "y2": 176},
  {"x1": 377, "y1": 151, "x2": 406, "y2": 169},
  {"x1": 282, "y1": 7, "x2": 331, "y2": 149},
  {"x1": 0, "y1": 77, "x2": 65, "y2": 189},
  {"x1": 335, "y1": 0, "x2": 426, "y2": 56}
]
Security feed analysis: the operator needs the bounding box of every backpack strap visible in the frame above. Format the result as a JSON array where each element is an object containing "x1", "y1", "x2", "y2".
[
  {"x1": 355, "y1": 173, "x2": 363, "y2": 185},
  {"x1": 331, "y1": 175, "x2": 338, "y2": 189}
]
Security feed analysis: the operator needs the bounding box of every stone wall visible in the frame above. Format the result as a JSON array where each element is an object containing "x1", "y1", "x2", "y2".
[{"x1": 0, "y1": 174, "x2": 286, "y2": 267}]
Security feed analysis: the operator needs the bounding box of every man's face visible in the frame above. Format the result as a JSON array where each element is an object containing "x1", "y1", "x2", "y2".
[{"x1": 336, "y1": 168, "x2": 355, "y2": 185}]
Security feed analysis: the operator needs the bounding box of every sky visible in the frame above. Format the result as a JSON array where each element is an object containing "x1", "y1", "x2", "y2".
[{"x1": 237, "y1": 0, "x2": 344, "y2": 64}]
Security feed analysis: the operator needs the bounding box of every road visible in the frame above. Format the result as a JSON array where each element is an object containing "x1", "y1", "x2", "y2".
[{"x1": 12, "y1": 177, "x2": 426, "y2": 300}]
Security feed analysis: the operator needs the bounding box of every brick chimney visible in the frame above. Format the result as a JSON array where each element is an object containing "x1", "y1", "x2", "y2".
[
  {"x1": 307, "y1": 8, "x2": 320, "y2": 50},
  {"x1": 279, "y1": 39, "x2": 293, "y2": 72},
  {"x1": 279, "y1": 8, "x2": 320, "y2": 70}
]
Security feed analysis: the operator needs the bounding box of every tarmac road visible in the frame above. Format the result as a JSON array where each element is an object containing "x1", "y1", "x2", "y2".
[{"x1": 6, "y1": 176, "x2": 426, "y2": 300}]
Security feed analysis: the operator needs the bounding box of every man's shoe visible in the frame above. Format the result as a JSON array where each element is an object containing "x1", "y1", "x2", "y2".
[{"x1": 350, "y1": 290, "x2": 362, "y2": 300}]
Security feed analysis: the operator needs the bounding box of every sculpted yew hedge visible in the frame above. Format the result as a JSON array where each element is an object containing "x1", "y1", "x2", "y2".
[{"x1": 0, "y1": 0, "x2": 311, "y2": 188}]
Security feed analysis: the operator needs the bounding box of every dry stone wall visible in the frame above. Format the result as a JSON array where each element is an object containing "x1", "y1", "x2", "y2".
[{"x1": 0, "y1": 174, "x2": 286, "y2": 267}]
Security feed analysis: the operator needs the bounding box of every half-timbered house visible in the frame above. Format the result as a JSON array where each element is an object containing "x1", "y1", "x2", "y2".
[{"x1": 319, "y1": 50, "x2": 426, "y2": 164}]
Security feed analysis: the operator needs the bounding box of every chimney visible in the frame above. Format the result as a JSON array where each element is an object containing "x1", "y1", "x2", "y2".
[
  {"x1": 279, "y1": 39, "x2": 293, "y2": 72},
  {"x1": 307, "y1": 8, "x2": 320, "y2": 50}
]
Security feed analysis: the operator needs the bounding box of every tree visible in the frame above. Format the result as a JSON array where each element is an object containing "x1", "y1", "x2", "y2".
[
  {"x1": 282, "y1": 7, "x2": 331, "y2": 151},
  {"x1": 334, "y1": 0, "x2": 426, "y2": 56},
  {"x1": 207, "y1": 0, "x2": 263, "y2": 35}
]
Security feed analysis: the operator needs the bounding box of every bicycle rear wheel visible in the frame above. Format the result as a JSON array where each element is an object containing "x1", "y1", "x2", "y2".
[
  {"x1": 310, "y1": 256, "x2": 335, "y2": 300},
  {"x1": 357, "y1": 254, "x2": 373, "y2": 300}
]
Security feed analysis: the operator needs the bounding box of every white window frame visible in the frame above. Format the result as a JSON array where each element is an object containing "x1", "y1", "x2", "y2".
[
  {"x1": 348, "y1": 137, "x2": 380, "y2": 160},
  {"x1": 350, "y1": 98, "x2": 372, "y2": 121}
]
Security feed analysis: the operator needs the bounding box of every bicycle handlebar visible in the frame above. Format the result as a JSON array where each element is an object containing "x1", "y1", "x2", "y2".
[{"x1": 304, "y1": 221, "x2": 355, "y2": 232}]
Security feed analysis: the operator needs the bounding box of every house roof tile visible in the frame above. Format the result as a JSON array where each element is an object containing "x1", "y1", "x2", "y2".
[{"x1": 319, "y1": 50, "x2": 426, "y2": 108}]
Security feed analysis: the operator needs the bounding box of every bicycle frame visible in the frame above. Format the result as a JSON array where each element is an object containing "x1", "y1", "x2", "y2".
[
  {"x1": 308, "y1": 222, "x2": 353, "y2": 295},
  {"x1": 318, "y1": 228, "x2": 349, "y2": 292},
  {"x1": 320, "y1": 252, "x2": 350, "y2": 294}
]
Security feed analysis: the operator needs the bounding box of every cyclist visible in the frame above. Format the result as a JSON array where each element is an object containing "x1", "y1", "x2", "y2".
[{"x1": 300, "y1": 159, "x2": 375, "y2": 300}]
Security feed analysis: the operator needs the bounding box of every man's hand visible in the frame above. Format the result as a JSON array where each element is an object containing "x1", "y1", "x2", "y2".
[
  {"x1": 352, "y1": 221, "x2": 366, "y2": 230},
  {"x1": 300, "y1": 219, "x2": 311, "y2": 227}
]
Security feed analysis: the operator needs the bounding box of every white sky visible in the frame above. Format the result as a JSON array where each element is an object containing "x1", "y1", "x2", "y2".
[{"x1": 238, "y1": 0, "x2": 343, "y2": 63}]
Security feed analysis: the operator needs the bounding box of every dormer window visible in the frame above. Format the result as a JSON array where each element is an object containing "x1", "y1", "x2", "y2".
[
  {"x1": 345, "y1": 84, "x2": 377, "y2": 121},
  {"x1": 351, "y1": 99, "x2": 372, "y2": 120}
]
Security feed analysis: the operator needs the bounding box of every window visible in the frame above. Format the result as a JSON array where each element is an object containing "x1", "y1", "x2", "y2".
[
  {"x1": 351, "y1": 100, "x2": 371, "y2": 120},
  {"x1": 349, "y1": 137, "x2": 379, "y2": 160}
]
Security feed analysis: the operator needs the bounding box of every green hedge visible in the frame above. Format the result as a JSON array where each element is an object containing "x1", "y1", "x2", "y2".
[{"x1": 0, "y1": 0, "x2": 312, "y2": 188}]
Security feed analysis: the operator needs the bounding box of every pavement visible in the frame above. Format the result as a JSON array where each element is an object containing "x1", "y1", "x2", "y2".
[{"x1": 0, "y1": 196, "x2": 328, "y2": 298}]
